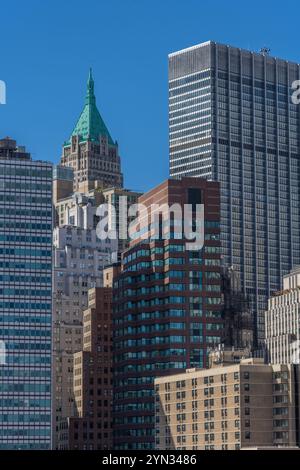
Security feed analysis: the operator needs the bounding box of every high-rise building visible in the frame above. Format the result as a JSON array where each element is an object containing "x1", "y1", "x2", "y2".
[
  {"x1": 0, "y1": 137, "x2": 53, "y2": 449},
  {"x1": 59, "y1": 286, "x2": 113, "y2": 449},
  {"x1": 221, "y1": 266, "x2": 254, "y2": 350},
  {"x1": 52, "y1": 191, "x2": 116, "y2": 449},
  {"x1": 168, "y1": 41, "x2": 300, "y2": 343},
  {"x1": 102, "y1": 187, "x2": 142, "y2": 260},
  {"x1": 54, "y1": 185, "x2": 104, "y2": 228},
  {"x1": 60, "y1": 69, "x2": 123, "y2": 192},
  {"x1": 57, "y1": 264, "x2": 119, "y2": 450},
  {"x1": 113, "y1": 177, "x2": 223, "y2": 449},
  {"x1": 265, "y1": 267, "x2": 300, "y2": 364},
  {"x1": 54, "y1": 185, "x2": 141, "y2": 260},
  {"x1": 155, "y1": 359, "x2": 300, "y2": 450},
  {"x1": 53, "y1": 165, "x2": 74, "y2": 206}
]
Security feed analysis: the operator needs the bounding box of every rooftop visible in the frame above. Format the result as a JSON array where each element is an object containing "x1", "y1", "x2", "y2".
[
  {"x1": 168, "y1": 40, "x2": 300, "y2": 66},
  {"x1": 64, "y1": 69, "x2": 114, "y2": 147}
]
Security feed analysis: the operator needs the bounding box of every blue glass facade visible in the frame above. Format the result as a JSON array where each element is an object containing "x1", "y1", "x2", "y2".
[{"x1": 0, "y1": 138, "x2": 52, "y2": 449}]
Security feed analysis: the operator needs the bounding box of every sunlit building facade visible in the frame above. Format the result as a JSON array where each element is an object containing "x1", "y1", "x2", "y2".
[{"x1": 0, "y1": 137, "x2": 52, "y2": 449}]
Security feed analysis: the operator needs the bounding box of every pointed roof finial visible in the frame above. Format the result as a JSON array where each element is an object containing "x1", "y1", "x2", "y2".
[
  {"x1": 65, "y1": 69, "x2": 114, "y2": 146},
  {"x1": 86, "y1": 67, "x2": 95, "y2": 105}
]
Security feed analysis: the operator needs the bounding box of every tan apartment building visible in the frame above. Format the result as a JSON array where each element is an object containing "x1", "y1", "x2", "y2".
[
  {"x1": 57, "y1": 265, "x2": 120, "y2": 450},
  {"x1": 58, "y1": 286, "x2": 113, "y2": 450},
  {"x1": 154, "y1": 358, "x2": 300, "y2": 450}
]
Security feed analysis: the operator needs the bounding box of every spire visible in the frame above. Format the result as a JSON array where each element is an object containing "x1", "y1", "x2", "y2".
[
  {"x1": 65, "y1": 69, "x2": 114, "y2": 146},
  {"x1": 86, "y1": 68, "x2": 95, "y2": 105}
]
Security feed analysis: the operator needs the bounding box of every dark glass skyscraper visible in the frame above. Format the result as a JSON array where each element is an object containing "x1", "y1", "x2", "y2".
[
  {"x1": 0, "y1": 137, "x2": 52, "y2": 449},
  {"x1": 169, "y1": 41, "x2": 300, "y2": 343}
]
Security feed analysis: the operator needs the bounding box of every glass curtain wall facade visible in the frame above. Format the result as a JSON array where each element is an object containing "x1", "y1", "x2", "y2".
[
  {"x1": 0, "y1": 138, "x2": 53, "y2": 449},
  {"x1": 169, "y1": 41, "x2": 300, "y2": 343}
]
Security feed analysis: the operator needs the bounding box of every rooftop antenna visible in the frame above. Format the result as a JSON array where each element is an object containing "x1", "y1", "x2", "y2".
[{"x1": 260, "y1": 46, "x2": 271, "y2": 56}]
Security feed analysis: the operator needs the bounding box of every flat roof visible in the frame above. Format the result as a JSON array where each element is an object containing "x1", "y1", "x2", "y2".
[{"x1": 168, "y1": 40, "x2": 300, "y2": 66}]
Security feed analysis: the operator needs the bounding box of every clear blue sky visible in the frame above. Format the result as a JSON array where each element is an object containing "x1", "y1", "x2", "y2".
[{"x1": 1, "y1": 0, "x2": 300, "y2": 192}]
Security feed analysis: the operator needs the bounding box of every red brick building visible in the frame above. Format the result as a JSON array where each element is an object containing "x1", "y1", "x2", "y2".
[{"x1": 113, "y1": 177, "x2": 223, "y2": 449}]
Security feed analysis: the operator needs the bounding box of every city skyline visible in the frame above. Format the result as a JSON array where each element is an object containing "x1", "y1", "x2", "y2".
[{"x1": 1, "y1": 0, "x2": 300, "y2": 456}]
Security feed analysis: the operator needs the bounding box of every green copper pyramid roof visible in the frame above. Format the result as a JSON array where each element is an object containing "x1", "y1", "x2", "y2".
[{"x1": 65, "y1": 69, "x2": 114, "y2": 146}]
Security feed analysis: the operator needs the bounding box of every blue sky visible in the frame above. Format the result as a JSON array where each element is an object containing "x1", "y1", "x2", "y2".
[{"x1": 1, "y1": 0, "x2": 300, "y2": 192}]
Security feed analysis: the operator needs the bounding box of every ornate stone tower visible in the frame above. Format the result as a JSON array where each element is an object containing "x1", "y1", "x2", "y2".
[{"x1": 61, "y1": 69, "x2": 123, "y2": 191}]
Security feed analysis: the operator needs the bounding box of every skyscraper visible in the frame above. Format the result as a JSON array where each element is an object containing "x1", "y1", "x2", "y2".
[
  {"x1": 101, "y1": 187, "x2": 142, "y2": 261},
  {"x1": 113, "y1": 177, "x2": 223, "y2": 449},
  {"x1": 168, "y1": 41, "x2": 300, "y2": 343},
  {"x1": 60, "y1": 69, "x2": 123, "y2": 192},
  {"x1": 221, "y1": 266, "x2": 254, "y2": 350},
  {"x1": 52, "y1": 69, "x2": 133, "y2": 445},
  {"x1": 52, "y1": 165, "x2": 74, "y2": 206},
  {"x1": 0, "y1": 137, "x2": 53, "y2": 449}
]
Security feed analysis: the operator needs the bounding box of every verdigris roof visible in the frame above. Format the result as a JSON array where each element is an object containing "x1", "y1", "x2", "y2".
[{"x1": 65, "y1": 69, "x2": 114, "y2": 146}]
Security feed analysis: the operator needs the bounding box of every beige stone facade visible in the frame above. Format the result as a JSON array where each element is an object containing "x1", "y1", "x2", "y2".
[
  {"x1": 155, "y1": 359, "x2": 300, "y2": 450},
  {"x1": 265, "y1": 267, "x2": 300, "y2": 364},
  {"x1": 58, "y1": 265, "x2": 119, "y2": 450},
  {"x1": 61, "y1": 136, "x2": 123, "y2": 192}
]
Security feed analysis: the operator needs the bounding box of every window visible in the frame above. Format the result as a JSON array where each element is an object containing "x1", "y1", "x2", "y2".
[{"x1": 273, "y1": 431, "x2": 288, "y2": 440}]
